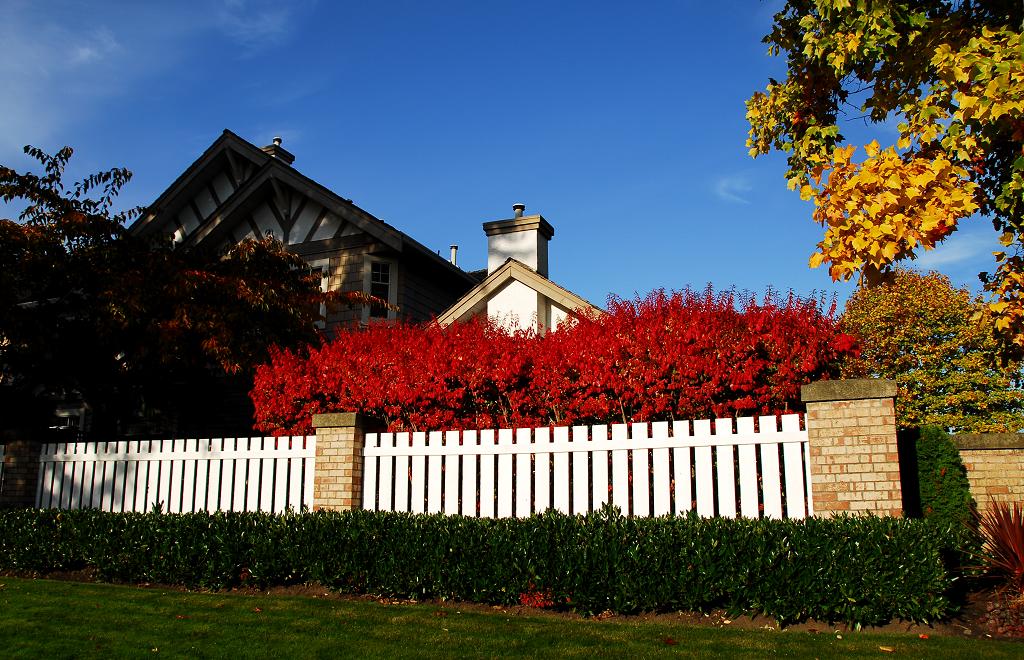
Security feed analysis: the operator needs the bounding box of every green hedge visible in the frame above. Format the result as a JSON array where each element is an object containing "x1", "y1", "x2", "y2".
[
  {"x1": 915, "y1": 425, "x2": 975, "y2": 528},
  {"x1": 0, "y1": 508, "x2": 956, "y2": 625}
]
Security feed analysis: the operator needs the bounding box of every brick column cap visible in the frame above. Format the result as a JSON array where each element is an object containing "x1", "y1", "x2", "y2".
[
  {"x1": 312, "y1": 412, "x2": 367, "y2": 429},
  {"x1": 954, "y1": 433, "x2": 1024, "y2": 450},
  {"x1": 801, "y1": 378, "x2": 896, "y2": 403}
]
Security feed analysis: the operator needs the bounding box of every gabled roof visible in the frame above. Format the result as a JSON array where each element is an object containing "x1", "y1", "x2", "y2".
[
  {"x1": 129, "y1": 130, "x2": 474, "y2": 284},
  {"x1": 435, "y1": 258, "x2": 600, "y2": 326}
]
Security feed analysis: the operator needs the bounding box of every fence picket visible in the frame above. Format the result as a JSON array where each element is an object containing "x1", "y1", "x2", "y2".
[
  {"x1": 515, "y1": 428, "x2": 532, "y2": 518},
  {"x1": 736, "y1": 417, "x2": 759, "y2": 518},
  {"x1": 245, "y1": 438, "x2": 261, "y2": 513},
  {"x1": 259, "y1": 438, "x2": 274, "y2": 512},
  {"x1": 461, "y1": 431, "x2": 477, "y2": 517},
  {"x1": 714, "y1": 419, "x2": 737, "y2": 518},
  {"x1": 181, "y1": 440, "x2": 197, "y2": 513},
  {"x1": 205, "y1": 440, "x2": 221, "y2": 512},
  {"x1": 571, "y1": 426, "x2": 589, "y2": 515},
  {"x1": 288, "y1": 437, "x2": 303, "y2": 512},
  {"x1": 672, "y1": 421, "x2": 691, "y2": 515},
  {"x1": 426, "y1": 432, "x2": 442, "y2": 513},
  {"x1": 391, "y1": 431, "x2": 407, "y2": 515},
  {"x1": 651, "y1": 421, "x2": 670, "y2": 516},
  {"x1": 66, "y1": 445, "x2": 82, "y2": 510},
  {"x1": 378, "y1": 433, "x2": 394, "y2": 512},
  {"x1": 225, "y1": 440, "x2": 239, "y2": 510},
  {"x1": 534, "y1": 427, "x2": 551, "y2": 514},
  {"x1": 631, "y1": 423, "x2": 650, "y2": 518},
  {"x1": 364, "y1": 433, "x2": 380, "y2": 511},
  {"x1": 302, "y1": 436, "x2": 316, "y2": 509},
  {"x1": 693, "y1": 420, "x2": 714, "y2": 517},
  {"x1": 123, "y1": 444, "x2": 139, "y2": 512},
  {"x1": 497, "y1": 429, "x2": 513, "y2": 518},
  {"x1": 444, "y1": 431, "x2": 460, "y2": 515},
  {"x1": 148, "y1": 441, "x2": 163, "y2": 511},
  {"x1": 271, "y1": 440, "x2": 287, "y2": 513},
  {"x1": 480, "y1": 430, "x2": 496, "y2": 518},
  {"x1": 553, "y1": 426, "x2": 570, "y2": 514},
  {"x1": 781, "y1": 414, "x2": 807, "y2": 519},
  {"x1": 194, "y1": 440, "x2": 210, "y2": 512},
  {"x1": 611, "y1": 424, "x2": 629, "y2": 513},
  {"x1": 759, "y1": 416, "x2": 784, "y2": 519},
  {"x1": 410, "y1": 432, "x2": 426, "y2": 514}
]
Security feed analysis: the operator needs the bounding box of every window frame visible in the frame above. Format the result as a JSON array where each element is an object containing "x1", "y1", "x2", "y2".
[{"x1": 361, "y1": 256, "x2": 398, "y2": 323}]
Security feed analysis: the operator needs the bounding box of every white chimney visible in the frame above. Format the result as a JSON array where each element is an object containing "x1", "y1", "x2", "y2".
[
  {"x1": 482, "y1": 203, "x2": 554, "y2": 277},
  {"x1": 449, "y1": 244, "x2": 458, "y2": 266}
]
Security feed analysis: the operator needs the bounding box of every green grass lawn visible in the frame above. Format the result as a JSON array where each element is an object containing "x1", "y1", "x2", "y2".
[{"x1": 0, "y1": 577, "x2": 1019, "y2": 658}]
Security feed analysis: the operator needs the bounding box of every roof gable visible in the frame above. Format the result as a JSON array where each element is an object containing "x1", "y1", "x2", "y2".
[{"x1": 435, "y1": 258, "x2": 600, "y2": 327}]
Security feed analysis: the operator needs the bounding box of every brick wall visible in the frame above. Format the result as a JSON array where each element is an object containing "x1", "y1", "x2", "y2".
[
  {"x1": 0, "y1": 437, "x2": 41, "y2": 508},
  {"x1": 953, "y1": 434, "x2": 1024, "y2": 515},
  {"x1": 801, "y1": 379, "x2": 903, "y2": 517}
]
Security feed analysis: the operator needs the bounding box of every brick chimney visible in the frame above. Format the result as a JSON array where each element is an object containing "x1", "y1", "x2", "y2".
[{"x1": 482, "y1": 203, "x2": 554, "y2": 277}]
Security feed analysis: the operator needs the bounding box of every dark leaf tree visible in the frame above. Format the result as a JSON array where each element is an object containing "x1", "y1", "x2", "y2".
[{"x1": 0, "y1": 145, "x2": 369, "y2": 436}]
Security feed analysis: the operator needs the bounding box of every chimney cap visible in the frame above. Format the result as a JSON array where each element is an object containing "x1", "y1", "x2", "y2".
[
  {"x1": 512, "y1": 203, "x2": 526, "y2": 217},
  {"x1": 261, "y1": 137, "x2": 295, "y2": 165}
]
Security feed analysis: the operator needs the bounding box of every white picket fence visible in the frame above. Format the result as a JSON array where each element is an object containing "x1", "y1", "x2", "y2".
[
  {"x1": 363, "y1": 415, "x2": 812, "y2": 519},
  {"x1": 35, "y1": 437, "x2": 316, "y2": 513},
  {"x1": 0, "y1": 443, "x2": 5, "y2": 495}
]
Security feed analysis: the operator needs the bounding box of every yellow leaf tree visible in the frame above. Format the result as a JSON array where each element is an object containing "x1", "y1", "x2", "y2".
[
  {"x1": 841, "y1": 269, "x2": 1024, "y2": 432},
  {"x1": 747, "y1": 1, "x2": 1024, "y2": 359}
]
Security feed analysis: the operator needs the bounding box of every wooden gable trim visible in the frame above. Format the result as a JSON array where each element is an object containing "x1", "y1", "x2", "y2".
[
  {"x1": 435, "y1": 258, "x2": 600, "y2": 326},
  {"x1": 129, "y1": 130, "x2": 262, "y2": 237},
  {"x1": 178, "y1": 159, "x2": 404, "y2": 253},
  {"x1": 131, "y1": 129, "x2": 476, "y2": 286}
]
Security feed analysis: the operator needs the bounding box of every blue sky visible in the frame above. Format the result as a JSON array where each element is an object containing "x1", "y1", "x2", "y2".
[{"x1": 0, "y1": 0, "x2": 1002, "y2": 307}]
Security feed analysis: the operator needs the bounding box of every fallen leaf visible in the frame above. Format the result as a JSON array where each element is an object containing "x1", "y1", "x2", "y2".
[
  {"x1": 253, "y1": 607, "x2": 262, "y2": 613},
  {"x1": 174, "y1": 615, "x2": 190, "y2": 620},
  {"x1": 663, "y1": 638, "x2": 678, "y2": 646},
  {"x1": 919, "y1": 633, "x2": 929, "y2": 639},
  {"x1": 879, "y1": 646, "x2": 895, "y2": 653}
]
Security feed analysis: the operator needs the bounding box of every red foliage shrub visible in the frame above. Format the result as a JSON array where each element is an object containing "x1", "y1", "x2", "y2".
[
  {"x1": 979, "y1": 501, "x2": 1024, "y2": 594},
  {"x1": 251, "y1": 287, "x2": 857, "y2": 434}
]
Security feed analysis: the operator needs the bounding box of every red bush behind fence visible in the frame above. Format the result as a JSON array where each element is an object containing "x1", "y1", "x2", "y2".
[{"x1": 251, "y1": 287, "x2": 858, "y2": 434}]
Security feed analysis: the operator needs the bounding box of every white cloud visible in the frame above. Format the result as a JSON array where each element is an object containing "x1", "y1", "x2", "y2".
[
  {"x1": 713, "y1": 174, "x2": 753, "y2": 204},
  {"x1": 69, "y1": 28, "x2": 121, "y2": 66},
  {"x1": 216, "y1": 0, "x2": 305, "y2": 53},
  {"x1": 915, "y1": 231, "x2": 999, "y2": 268},
  {"x1": 0, "y1": 2, "x2": 310, "y2": 162}
]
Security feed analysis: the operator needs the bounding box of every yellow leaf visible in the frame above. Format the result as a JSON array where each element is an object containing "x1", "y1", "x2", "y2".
[
  {"x1": 809, "y1": 252, "x2": 826, "y2": 269},
  {"x1": 864, "y1": 140, "x2": 880, "y2": 158}
]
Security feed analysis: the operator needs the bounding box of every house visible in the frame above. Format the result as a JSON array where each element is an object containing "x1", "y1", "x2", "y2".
[
  {"x1": 129, "y1": 130, "x2": 477, "y2": 328},
  {"x1": 436, "y1": 203, "x2": 600, "y2": 332}
]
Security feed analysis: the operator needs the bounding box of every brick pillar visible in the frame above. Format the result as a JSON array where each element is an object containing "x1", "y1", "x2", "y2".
[
  {"x1": 801, "y1": 379, "x2": 903, "y2": 517},
  {"x1": 311, "y1": 412, "x2": 373, "y2": 511},
  {"x1": 0, "y1": 437, "x2": 42, "y2": 508}
]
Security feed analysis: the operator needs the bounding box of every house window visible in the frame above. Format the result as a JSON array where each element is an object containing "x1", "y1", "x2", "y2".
[
  {"x1": 369, "y1": 262, "x2": 391, "y2": 319},
  {"x1": 303, "y1": 259, "x2": 330, "y2": 328},
  {"x1": 362, "y1": 257, "x2": 397, "y2": 323}
]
